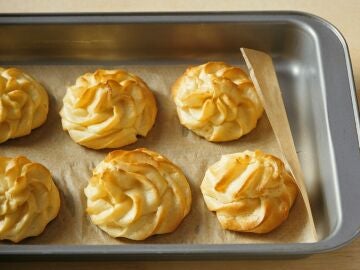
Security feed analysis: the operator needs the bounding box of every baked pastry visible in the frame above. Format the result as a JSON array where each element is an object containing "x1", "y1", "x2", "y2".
[
  {"x1": 60, "y1": 69, "x2": 157, "y2": 149},
  {"x1": 0, "y1": 67, "x2": 49, "y2": 143},
  {"x1": 201, "y1": 150, "x2": 298, "y2": 233},
  {"x1": 172, "y1": 62, "x2": 263, "y2": 142},
  {"x1": 0, "y1": 156, "x2": 60, "y2": 242},
  {"x1": 84, "y1": 148, "x2": 191, "y2": 240}
]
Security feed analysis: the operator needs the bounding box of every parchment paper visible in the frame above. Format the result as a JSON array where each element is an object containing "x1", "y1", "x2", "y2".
[
  {"x1": 242, "y1": 48, "x2": 317, "y2": 240},
  {"x1": 0, "y1": 63, "x2": 315, "y2": 244}
]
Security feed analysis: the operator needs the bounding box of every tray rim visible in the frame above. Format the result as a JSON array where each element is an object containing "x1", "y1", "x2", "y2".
[{"x1": 0, "y1": 11, "x2": 359, "y2": 260}]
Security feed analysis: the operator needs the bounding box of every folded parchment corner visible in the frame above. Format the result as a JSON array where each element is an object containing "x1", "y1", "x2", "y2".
[{"x1": 241, "y1": 47, "x2": 318, "y2": 241}]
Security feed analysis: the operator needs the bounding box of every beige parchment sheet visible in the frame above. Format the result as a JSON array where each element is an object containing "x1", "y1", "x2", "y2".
[{"x1": 0, "y1": 63, "x2": 315, "y2": 244}]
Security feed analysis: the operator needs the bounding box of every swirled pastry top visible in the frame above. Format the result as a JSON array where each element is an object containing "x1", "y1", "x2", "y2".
[
  {"x1": 60, "y1": 69, "x2": 157, "y2": 149},
  {"x1": 84, "y1": 148, "x2": 192, "y2": 240},
  {"x1": 172, "y1": 62, "x2": 263, "y2": 142},
  {"x1": 201, "y1": 150, "x2": 298, "y2": 233},
  {"x1": 0, "y1": 156, "x2": 60, "y2": 242},
  {"x1": 0, "y1": 67, "x2": 49, "y2": 143}
]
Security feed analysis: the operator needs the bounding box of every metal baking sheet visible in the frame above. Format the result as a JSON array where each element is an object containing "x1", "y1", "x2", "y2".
[{"x1": 0, "y1": 12, "x2": 359, "y2": 260}]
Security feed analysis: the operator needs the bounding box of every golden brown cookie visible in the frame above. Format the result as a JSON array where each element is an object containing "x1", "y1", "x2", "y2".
[
  {"x1": 201, "y1": 150, "x2": 298, "y2": 233},
  {"x1": 60, "y1": 69, "x2": 157, "y2": 149},
  {"x1": 0, "y1": 156, "x2": 60, "y2": 242},
  {"x1": 84, "y1": 148, "x2": 192, "y2": 240},
  {"x1": 172, "y1": 62, "x2": 263, "y2": 142},
  {"x1": 0, "y1": 67, "x2": 49, "y2": 143}
]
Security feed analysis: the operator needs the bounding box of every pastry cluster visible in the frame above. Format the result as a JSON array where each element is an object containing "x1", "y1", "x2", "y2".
[
  {"x1": 84, "y1": 148, "x2": 191, "y2": 240},
  {"x1": 0, "y1": 67, "x2": 49, "y2": 144},
  {"x1": 60, "y1": 69, "x2": 157, "y2": 149},
  {"x1": 1, "y1": 63, "x2": 301, "y2": 242},
  {"x1": 172, "y1": 62, "x2": 263, "y2": 142},
  {"x1": 200, "y1": 150, "x2": 298, "y2": 233},
  {"x1": 0, "y1": 156, "x2": 60, "y2": 242}
]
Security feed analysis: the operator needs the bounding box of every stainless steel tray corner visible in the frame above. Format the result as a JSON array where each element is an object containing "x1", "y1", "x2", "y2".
[{"x1": 0, "y1": 12, "x2": 359, "y2": 260}]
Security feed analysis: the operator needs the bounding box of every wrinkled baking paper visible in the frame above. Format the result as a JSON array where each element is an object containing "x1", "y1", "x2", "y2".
[
  {"x1": 241, "y1": 48, "x2": 317, "y2": 241},
  {"x1": 0, "y1": 59, "x2": 316, "y2": 245}
]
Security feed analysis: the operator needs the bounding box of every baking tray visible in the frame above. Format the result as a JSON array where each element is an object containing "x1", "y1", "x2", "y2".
[{"x1": 0, "y1": 12, "x2": 359, "y2": 260}]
